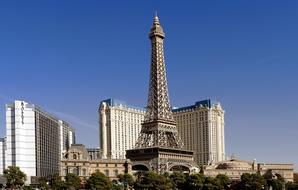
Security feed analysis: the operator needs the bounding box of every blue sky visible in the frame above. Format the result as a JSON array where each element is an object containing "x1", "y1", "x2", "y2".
[{"x1": 0, "y1": 1, "x2": 297, "y2": 169}]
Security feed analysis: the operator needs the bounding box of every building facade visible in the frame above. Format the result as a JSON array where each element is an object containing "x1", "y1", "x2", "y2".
[
  {"x1": 5, "y1": 100, "x2": 75, "y2": 182},
  {"x1": 99, "y1": 99, "x2": 145, "y2": 159},
  {"x1": 173, "y1": 99, "x2": 225, "y2": 166},
  {"x1": 87, "y1": 148, "x2": 101, "y2": 160},
  {"x1": 204, "y1": 158, "x2": 294, "y2": 182},
  {"x1": 61, "y1": 144, "x2": 132, "y2": 181},
  {"x1": 99, "y1": 99, "x2": 225, "y2": 167},
  {"x1": 0, "y1": 138, "x2": 5, "y2": 175},
  {"x1": 60, "y1": 120, "x2": 75, "y2": 157}
]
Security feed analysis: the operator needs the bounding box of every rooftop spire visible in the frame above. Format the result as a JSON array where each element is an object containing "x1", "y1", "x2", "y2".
[
  {"x1": 154, "y1": 11, "x2": 159, "y2": 24},
  {"x1": 149, "y1": 13, "x2": 164, "y2": 38}
]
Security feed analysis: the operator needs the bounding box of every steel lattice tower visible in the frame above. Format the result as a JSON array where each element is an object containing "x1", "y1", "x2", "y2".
[
  {"x1": 134, "y1": 15, "x2": 183, "y2": 149},
  {"x1": 126, "y1": 15, "x2": 195, "y2": 174}
]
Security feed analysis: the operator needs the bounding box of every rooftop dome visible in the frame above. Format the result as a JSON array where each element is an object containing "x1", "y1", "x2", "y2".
[{"x1": 215, "y1": 159, "x2": 253, "y2": 170}]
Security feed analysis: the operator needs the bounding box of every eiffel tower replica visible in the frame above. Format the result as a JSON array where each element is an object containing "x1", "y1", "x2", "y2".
[{"x1": 126, "y1": 15, "x2": 194, "y2": 174}]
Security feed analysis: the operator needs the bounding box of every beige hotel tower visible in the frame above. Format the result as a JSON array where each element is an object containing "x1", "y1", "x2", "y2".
[
  {"x1": 173, "y1": 100, "x2": 225, "y2": 165},
  {"x1": 99, "y1": 99, "x2": 145, "y2": 159}
]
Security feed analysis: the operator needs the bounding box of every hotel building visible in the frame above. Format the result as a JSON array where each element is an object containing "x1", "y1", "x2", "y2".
[
  {"x1": 5, "y1": 100, "x2": 75, "y2": 182},
  {"x1": 99, "y1": 99, "x2": 145, "y2": 159},
  {"x1": 173, "y1": 99, "x2": 225, "y2": 165},
  {"x1": 99, "y1": 98, "x2": 225, "y2": 166}
]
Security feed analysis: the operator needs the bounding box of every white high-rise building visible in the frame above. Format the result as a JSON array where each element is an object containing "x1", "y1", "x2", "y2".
[
  {"x1": 172, "y1": 99, "x2": 225, "y2": 165},
  {"x1": 5, "y1": 100, "x2": 75, "y2": 182},
  {"x1": 99, "y1": 99, "x2": 145, "y2": 159}
]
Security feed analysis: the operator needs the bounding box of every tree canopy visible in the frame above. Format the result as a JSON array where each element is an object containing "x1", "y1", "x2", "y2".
[
  {"x1": 117, "y1": 173, "x2": 134, "y2": 190},
  {"x1": 4, "y1": 166, "x2": 26, "y2": 190},
  {"x1": 86, "y1": 171, "x2": 112, "y2": 190},
  {"x1": 49, "y1": 173, "x2": 65, "y2": 190},
  {"x1": 64, "y1": 173, "x2": 81, "y2": 190},
  {"x1": 3, "y1": 166, "x2": 297, "y2": 190},
  {"x1": 134, "y1": 171, "x2": 173, "y2": 190}
]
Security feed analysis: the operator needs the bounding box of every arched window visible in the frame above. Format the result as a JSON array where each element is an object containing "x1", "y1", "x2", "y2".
[
  {"x1": 114, "y1": 169, "x2": 118, "y2": 176},
  {"x1": 82, "y1": 169, "x2": 87, "y2": 176},
  {"x1": 73, "y1": 168, "x2": 78, "y2": 175},
  {"x1": 104, "y1": 169, "x2": 109, "y2": 176},
  {"x1": 73, "y1": 154, "x2": 77, "y2": 160}
]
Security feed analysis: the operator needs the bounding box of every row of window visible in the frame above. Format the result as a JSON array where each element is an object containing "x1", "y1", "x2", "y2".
[{"x1": 65, "y1": 168, "x2": 119, "y2": 177}]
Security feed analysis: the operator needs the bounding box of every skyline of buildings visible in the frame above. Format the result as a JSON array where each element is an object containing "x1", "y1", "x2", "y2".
[
  {"x1": 0, "y1": 98, "x2": 293, "y2": 183},
  {"x1": 1, "y1": 1, "x2": 297, "y2": 173},
  {"x1": 0, "y1": 6, "x2": 295, "y2": 181}
]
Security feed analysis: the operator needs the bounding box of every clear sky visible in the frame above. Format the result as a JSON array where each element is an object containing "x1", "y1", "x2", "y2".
[{"x1": 0, "y1": 1, "x2": 297, "y2": 170}]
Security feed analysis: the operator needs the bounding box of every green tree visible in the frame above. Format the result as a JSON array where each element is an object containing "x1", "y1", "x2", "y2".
[
  {"x1": 237, "y1": 173, "x2": 266, "y2": 190},
  {"x1": 286, "y1": 182, "x2": 298, "y2": 190},
  {"x1": 134, "y1": 171, "x2": 173, "y2": 190},
  {"x1": 216, "y1": 174, "x2": 231, "y2": 190},
  {"x1": 3, "y1": 166, "x2": 26, "y2": 190},
  {"x1": 202, "y1": 176, "x2": 221, "y2": 190},
  {"x1": 49, "y1": 173, "x2": 65, "y2": 190},
  {"x1": 112, "y1": 183, "x2": 123, "y2": 190},
  {"x1": 169, "y1": 172, "x2": 187, "y2": 190},
  {"x1": 86, "y1": 171, "x2": 112, "y2": 190},
  {"x1": 263, "y1": 171, "x2": 285, "y2": 190},
  {"x1": 22, "y1": 185, "x2": 31, "y2": 190},
  {"x1": 38, "y1": 177, "x2": 49, "y2": 190},
  {"x1": 270, "y1": 179, "x2": 283, "y2": 190},
  {"x1": 117, "y1": 173, "x2": 134, "y2": 190},
  {"x1": 185, "y1": 173, "x2": 205, "y2": 190},
  {"x1": 64, "y1": 173, "x2": 81, "y2": 190}
]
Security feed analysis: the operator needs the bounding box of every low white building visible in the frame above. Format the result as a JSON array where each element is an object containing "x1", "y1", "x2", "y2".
[{"x1": 204, "y1": 158, "x2": 294, "y2": 182}]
